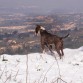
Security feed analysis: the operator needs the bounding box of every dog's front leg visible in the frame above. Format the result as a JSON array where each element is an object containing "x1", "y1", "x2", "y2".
[{"x1": 43, "y1": 49, "x2": 46, "y2": 54}]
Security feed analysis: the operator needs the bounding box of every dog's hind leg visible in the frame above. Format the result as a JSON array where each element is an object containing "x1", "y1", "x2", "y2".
[
  {"x1": 56, "y1": 48, "x2": 62, "y2": 59},
  {"x1": 55, "y1": 47, "x2": 60, "y2": 58},
  {"x1": 54, "y1": 42, "x2": 62, "y2": 59}
]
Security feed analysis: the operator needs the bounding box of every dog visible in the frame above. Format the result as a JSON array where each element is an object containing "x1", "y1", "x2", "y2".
[{"x1": 35, "y1": 25, "x2": 69, "y2": 59}]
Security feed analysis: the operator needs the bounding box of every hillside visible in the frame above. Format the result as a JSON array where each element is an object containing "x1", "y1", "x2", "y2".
[{"x1": 0, "y1": 46, "x2": 83, "y2": 83}]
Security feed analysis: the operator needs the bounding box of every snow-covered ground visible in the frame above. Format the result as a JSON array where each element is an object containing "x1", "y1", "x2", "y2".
[{"x1": 0, "y1": 47, "x2": 83, "y2": 83}]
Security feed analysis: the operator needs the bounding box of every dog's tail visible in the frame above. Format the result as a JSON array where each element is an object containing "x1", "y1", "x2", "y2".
[{"x1": 60, "y1": 33, "x2": 69, "y2": 39}]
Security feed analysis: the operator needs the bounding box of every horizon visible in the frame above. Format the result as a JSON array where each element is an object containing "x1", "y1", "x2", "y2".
[{"x1": 0, "y1": 0, "x2": 83, "y2": 14}]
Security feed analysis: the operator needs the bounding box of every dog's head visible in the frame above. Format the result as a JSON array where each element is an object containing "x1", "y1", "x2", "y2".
[{"x1": 35, "y1": 25, "x2": 45, "y2": 35}]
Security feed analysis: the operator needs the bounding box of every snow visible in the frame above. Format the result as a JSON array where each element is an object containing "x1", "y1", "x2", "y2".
[{"x1": 0, "y1": 46, "x2": 83, "y2": 83}]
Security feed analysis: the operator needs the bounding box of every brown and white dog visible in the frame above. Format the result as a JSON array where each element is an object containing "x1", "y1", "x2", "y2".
[{"x1": 35, "y1": 25, "x2": 69, "y2": 59}]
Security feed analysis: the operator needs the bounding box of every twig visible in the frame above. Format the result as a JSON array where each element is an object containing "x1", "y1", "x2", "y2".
[
  {"x1": 2, "y1": 56, "x2": 8, "y2": 61},
  {"x1": 26, "y1": 54, "x2": 28, "y2": 83},
  {"x1": 57, "y1": 78, "x2": 67, "y2": 83},
  {"x1": 14, "y1": 69, "x2": 19, "y2": 81},
  {"x1": 0, "y1": 65, "x2": 6, "y2": 79},
  {"x1": 42, "y1": 61, "x2": 55, "y2": 83},
  {"x1": 4, "y1": 74, "x2": 12, "y2": 83},
  {"x1": 38, "y1": 71, "x2": 44, "y2": 83}
]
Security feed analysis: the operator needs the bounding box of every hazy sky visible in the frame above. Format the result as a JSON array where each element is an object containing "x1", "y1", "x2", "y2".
[{"x1": 0, "y1": 0, "x2": 83, "y2": 13}]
